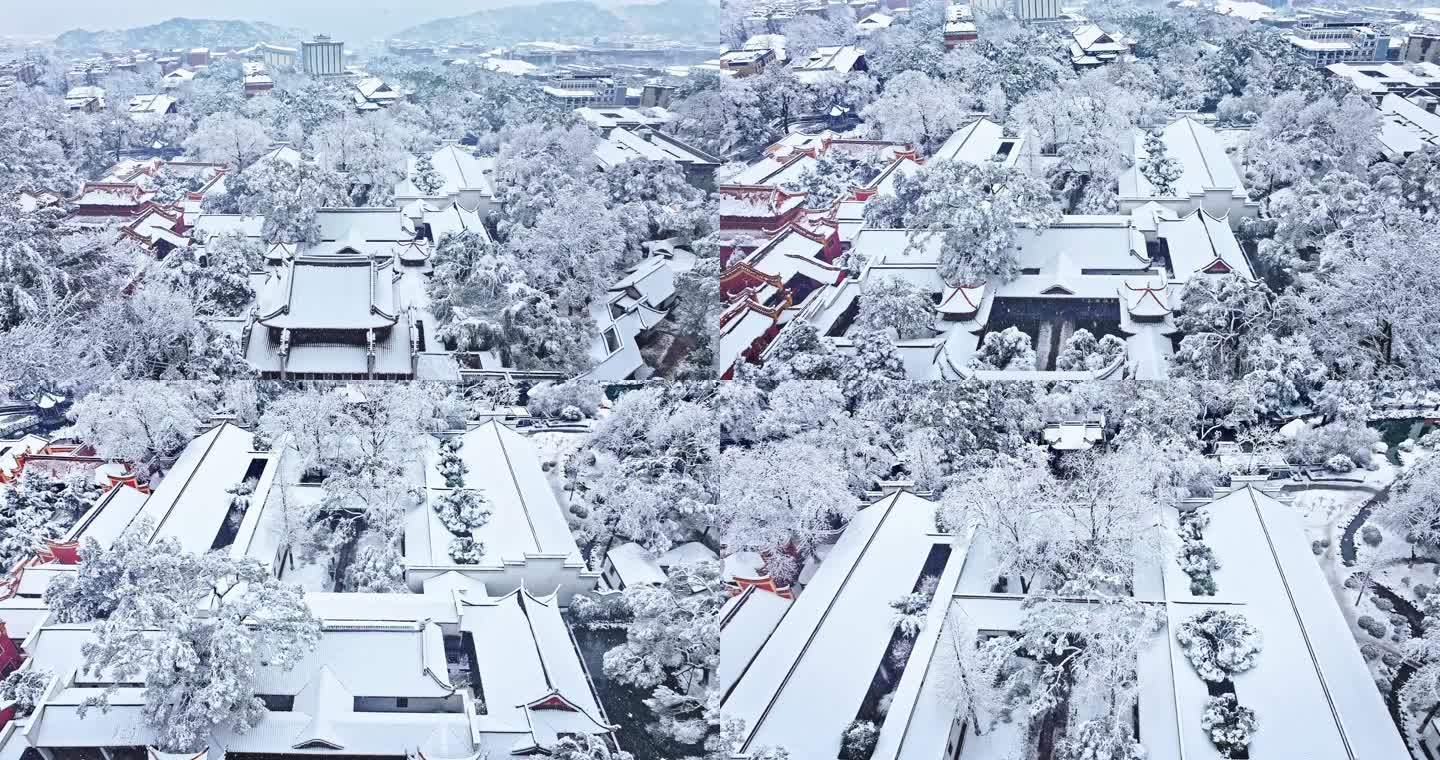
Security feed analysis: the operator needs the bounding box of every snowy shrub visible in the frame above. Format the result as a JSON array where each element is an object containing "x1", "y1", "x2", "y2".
[
  {"x1": 1358, "y1": 615, "x2": 1387, "y2": 639},
  {"x1": 1401, "y1": 439, "x2": 1416, "y2": 452},
  {"x1": 437, "y1": 438, "x2": 467, "y2": 488},
  {"x1": 568, "y1": 591, "x2": 633, "y2": 628},
  {"x1": 1054, "y1": 719, "x2": 1146, "y2": 760},
  {"x1": 1177, "y1": 509, "x2": 1211, "y2": 542},
  {"x1": 1287, "y1": 420, "x2": 1379, "y2": 468},
  {"x1": 1374, "y1": 596, "x2": 1395, "y2": 612},
  {"x1": 839, "y1": 719, "x2": 880, "y2": 760},
  {"x1": 1054, "y1": 329, "x2": 1127, "y2": 372},
  {"x1": 1344, "y1": 574, "x2": 1361, "y2": 589},
  {"x1": 1360, "y1": 642, "x2": 1381, "y2": 660},
  {"x1": 1326, "y1": 454, "x2": 1356, "y2": 473},
  {"x1": 526, "y1": 380, "x2": 604, "y2": 420},
  {"x1": 1382, "y1": 651, "x2": 1403, "y2": 669},
  {"x1": 559, "y1": 405, "x2": 583, "y2": 422},
  {"x1": 890, "y1": 590, "x2": 932, "y2": 638},
  {"x1": 0, "y1": 667, "x2": 52, "y2": 717},
  {"x1": 1179, "y1": 540, "x2": 1220, "y2": 596},
  {"x1": 1311, "y1": 540, "x2": 1325, "y2": 555},
  {"x1": 970, "y1": 327, "x2": 1036, "y2": 371},
  {"x1": 1200, "y1": 693, "x2": 1256, "y2": 758},
  {"x1": 448, "y1": 536, "x2": 485, "y2": 564},
  {"x1": 1362, "y1": 525, "x2": 1384, "y2": 547},
  {"x1": 1416, "y1": 583, "x2": 1432, "y2": 600},
  {"x1": 1176, "y1": 610, "x2": 1261, "y2": 681},
  {"x1": 1391, "y1": 614, "x2": 1411, "y2": 639},
  {"x1": 1177, "y1": 510, "x2": 1219, "y2": 596},
  {"x1": 432, "y1": 489, "x2": 491, "y2": 536}
]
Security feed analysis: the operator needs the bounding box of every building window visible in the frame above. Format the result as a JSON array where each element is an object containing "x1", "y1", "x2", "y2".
[{"x1": 603, "y1": 327, "x2": 621, "y2": 353}]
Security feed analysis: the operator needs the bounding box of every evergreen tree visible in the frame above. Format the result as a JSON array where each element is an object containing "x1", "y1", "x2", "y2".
[
  {"x1": 413, "y1": 152, "x2": 446, "y2": 195},
  {"x1": 1141, "y1": 128, "x2": 1183, "y2": 197}
]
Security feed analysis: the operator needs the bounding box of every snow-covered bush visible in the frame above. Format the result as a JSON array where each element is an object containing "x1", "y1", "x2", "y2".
[
  {"x1": 1326, "y1": 454, "x2": 1356, "y2": 473},
  {"x1": 1360, "y1": 642, "x2": 1381, "y2": 660},
  {"x1": 0, "y1": 667, "x2": 52, "y2": 717},
  {"x1": 839, "y1": 719, "x2": 879, "y2": 760},
  {"x1": 1287, "y1": 420, "x2": 1379, "y2": 468},
  {"x1": 568, "y1": 592, "x2": 633, "y2": 628},
  {"x1": 1054, "y1": 329, "x2": 1127, "y2": 372},
  {"x1": 526, "y1": 380, "x2": 604, "y2": 420},
  {"x1": 890, "y1": 590, "x2": 932, "y2": 638},
  {"x1": 1054, "y1": 719, "x2": 1146, "y2": 760},
  {"x1": 448, "y1": 536, "x2": 485, "y2": 564},
  {"x1": 1375, "y1": 597, "x2": 1395, "y2": 613},
  {"x1": 1200, "y1": 693, "x2": 1256, "y2": 758},
  {"x1": 1362, "y1": 525, "x2": 1383, "y2": 547},
  {"x1": 1180, "y1": 540, "x2": 1219, "y2": 595},
  {"x1": 970, "y1": 327, "x2": 1036, "y2": 371},
  {"x1": 437, "y1": 438, "x2": 467, "y2": 488},
  {"x1": 1382, "y1": 651, "x2": 1403, "y2": 668},
  {"x1": 1176, "y1": 610, "x2": 1261, "y2": 681},
  {"x1": 1357, "y1": 615, "x2": 1387, "y2": 639},
  {"x1": 432, "y1": 489, "x2": 491, "y2": 536},
  {"x1": 1416, "y1": 583, "x2": 1432, "y2": 600}
]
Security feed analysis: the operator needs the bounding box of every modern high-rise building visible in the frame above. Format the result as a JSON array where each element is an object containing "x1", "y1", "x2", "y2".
[{"x1": 302, "y1": 34, "x2": 345, "y2": 76}]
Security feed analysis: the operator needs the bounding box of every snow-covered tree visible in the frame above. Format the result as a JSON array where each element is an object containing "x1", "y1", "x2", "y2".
[
  {"x1": 156, "y1": 232, "x2": 258, "y2": 316},
  {"x1": 1175, "y1": 610, "x2": 1261, "y2": 682},
  {"x1": 719, "y1": 439, "x2": 859, "y2": 582},
  {"x1": 48, "y1": 518, "x2": 320, "y2": 752},
  {"x1": 1377, "y1": 456, "x2": 1440, "y2": 551},
  {"x1": 598, "y1": 561, "x2": 719, "y2": 747},
  {"x1": 1200, "y1": 693, "x2": 1257, "y2": 758},
  {"x1": 573, "y1": 385, "x2": 717, "y2": 554},
  {"x1": 309, "y1": 112, "x2": 409, "y2": 206},
  {"x1": 412, "y1": 152, "x2": 445, "y2": 195},
  {"x1": 527, "y1": 379, "x2": 605, "y2": 420},
  {"x1": 839, "y1": 329, "x2": 905, "y2": 408},
  {"x1": 0, "y1": 667, "x2": 52, "y2": 717},
  {"x1": 545, "y1": 734, "x2": 634, "y2": 760},
  {"x1": 970, "y1": 327, "x2": 1036, "y2": 371},
  {"x1": 1171, "y1": 274, "x2": 1275, "y2": 381},
  {"x1": 839, "y1": 719, "x2": 879, "y2": 760},
  {"x1": 865, "y1": 160, "x2": 1060, "y2": 284},
  {"x1": 1140, "y1": 128, "x2": 1182, "y2": 196},
  {"x1": 1054, "y1": 328, "x2": 1127, "y2": 371},
  {"x1": 183, "y1": 112, "x2": 271, "y2": 170},
  {"x1": 940, "y1": 447, "x2": 1054, "y2": 592},
  {"x1": 1306, "y1": 210, "x2": 1440, "y2": 380},
  {"x1": 64, "y1": 382, "x2": 202, "y2": 466},
  {"x1": 1054, "y1": 719, "x2": 1145, "y2": 760},
  {"x1": 858, "y1": 277, "x2": 935, "y2": 340},
  {"x1": 860, "y1": 70, "x2": 972, "y2": 150}
]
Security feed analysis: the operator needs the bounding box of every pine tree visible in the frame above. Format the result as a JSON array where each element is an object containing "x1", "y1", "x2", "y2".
[
  {"x1": 1141, "y1": 129, "x2": 1183, "y2": 197},
  {"x1": 413, "y1": 152, "x2": 446, "y2": 195}
]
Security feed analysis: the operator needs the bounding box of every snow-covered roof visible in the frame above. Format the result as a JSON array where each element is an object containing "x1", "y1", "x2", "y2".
[
  {"x1": 126, "y1": 93, "x2": 175, "y2": 117},
  {"x1": 65, "y1": 483, "x2": 149, "y2": 551},
  {"x1": 605, "y1": 542, "x2": 666, "y2": 587},
  {"x1": 395, "y1": 144, "x2": 495, "y2": 198},
  {"x1": 462, "y1": 588, "x2": 613, "y2": 749},
  {"x1": 132, "y1": 423, "x2": 274, "y2": 555},
  {"x1": 1119, "y1": 116, "x2": 1250, "y2": 202},
  {"x1": 1377, "y1": 92, "x2": 1440, "y2": 157},
  {"x1": 718, "y1": 585, "x2": 792, "y2": 694},
  {"x1": 255, "y1": 256, "x2": 402, "y2": 331},
  {"x1": 416, "y1": 421, "x2": 585, "y2": 570},
  {"x1": 594, "y1": 128, "x2": 719, "y2": 169},
  {"x1": 574, "y1": 106, "x2": 674, "y2": 131},
  {"x1": 871, "y1": 487, "x2": 1410, "y2": 760},
  {"x1": 722, "y1": 493, "x2": 955, "y2": 758},
  {"x1": 931, "y1": 117, "x2": 1022, "y2": 168},
  {"x1": 791, "y1": 45, "x2": 865, "y2": 84}
]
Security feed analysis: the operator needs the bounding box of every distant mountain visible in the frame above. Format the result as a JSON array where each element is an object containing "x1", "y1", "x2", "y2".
[
  {"x1": 55, "y1": 17, "x2": 305, "y2": 51},
  {"x1": 616, "y1": 0, "x2": 722, "y2": 40},
  {"x1": 396, "y1": 0, "x2": 719, "y2": 45}
]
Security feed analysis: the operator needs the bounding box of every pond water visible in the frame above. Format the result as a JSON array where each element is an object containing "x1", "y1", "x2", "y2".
[{"x1": 1370, "y1": 418, "x2": 1438, "y2": 465}]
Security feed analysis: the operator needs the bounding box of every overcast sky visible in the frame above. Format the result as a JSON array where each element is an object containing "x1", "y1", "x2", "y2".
[{"x1": 6, "y1": 0, "x2": 640, "y2": 41}]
